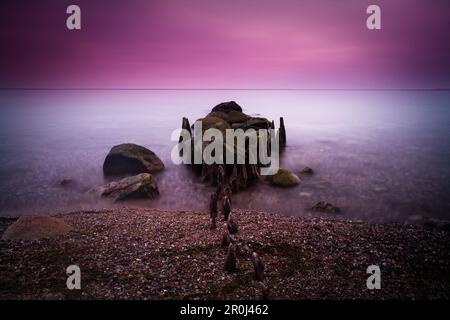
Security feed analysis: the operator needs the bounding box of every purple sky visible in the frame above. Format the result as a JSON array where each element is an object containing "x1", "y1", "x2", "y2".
[{"x1": 1, "y1": 0, "x2": 449, "y2": 89}]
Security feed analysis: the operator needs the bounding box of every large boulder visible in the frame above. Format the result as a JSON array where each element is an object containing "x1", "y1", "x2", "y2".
[
  {"x1": 242, "y1": 117, "x2": 272, "y2": 130},
  {"x1": 2, "y1": 215, "x2": 71, "y2": 241},
  {"x1": 266, "y1": 168, "x2": 300, "y2": 187},
  {"x1": 226, "y1": 111, "x2": 251, "y2": 124},
  {"x1": 194, "y1": 116, "x2": 231, "y2": 133},
  {"x1": 88, "y1": 173, "x2": 159, "y2": 202},
  {"x1": 103, "y1": 143, "x2": 164, "y2": 176},
  {"x1": 207, "y1": 111, "x2": 228, "y2": 122},
  {"x1": 207, "y1": 110, "x2": 250, "y2": 125},
  {"x1": 211, "y1": 101, "x2": 243, "y2": 113}
]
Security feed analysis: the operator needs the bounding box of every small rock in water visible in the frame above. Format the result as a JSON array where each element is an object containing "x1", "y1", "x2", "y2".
[
  {"x1": 59, "y1": 179, "x2": 75, "y2": 187},
  {"x1": 265, "y1": 168, "x2": 300, "y2": 187},
  {"x1": 300, "y1": 166, "x2": 314, "y2": 174},
  {"x1": 310, "y1": 201, "x2": 341, "y2": 214}
]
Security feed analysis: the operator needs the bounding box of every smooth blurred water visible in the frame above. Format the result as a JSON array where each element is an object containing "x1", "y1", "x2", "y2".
[{"x1": 0, "y1": 90, "x2": 449, "y2": 223}]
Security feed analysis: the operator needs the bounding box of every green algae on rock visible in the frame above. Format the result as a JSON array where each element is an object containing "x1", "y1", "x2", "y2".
[
  {"x1": 265, "y1": 168, "x2": 300, "y2": 187},
  {"x1": 88, "y1": 173, "x2": 159, "y2": 202}
]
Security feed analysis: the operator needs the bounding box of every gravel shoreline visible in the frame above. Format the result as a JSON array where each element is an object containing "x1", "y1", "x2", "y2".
[{"x1": 1, "y1": 208, "x2": 449, "y2": 300}]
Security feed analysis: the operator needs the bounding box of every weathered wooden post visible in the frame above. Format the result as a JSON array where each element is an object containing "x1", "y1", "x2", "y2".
[
  {"x1": 250, "y1": 252, "x2": 265, "y2": 281},
  {"x1": 221, "y1": 229, "x2": 233, "y2": 248},
  {"x1": 227, "y1": 213, "x2": 238, "y2": 234},
  {"x1": 209, "y1": 192, "x2": 218, "y2": 229},
  {"x1": 224, "y1": 243, "x2": 237, "y2": 272},
  {"x1": 279, "y1": 117, "x2": 286, "y2": 147}
]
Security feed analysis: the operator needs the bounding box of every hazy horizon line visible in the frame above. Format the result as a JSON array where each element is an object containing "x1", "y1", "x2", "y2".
[{"x1": 1, "y1": 87, "x2": 450, "y2": 92}]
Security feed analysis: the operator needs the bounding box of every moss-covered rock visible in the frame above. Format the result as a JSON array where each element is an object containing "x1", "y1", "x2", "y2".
[
  {"x1": 242, "y1": 117, "x2": 272, "y2": 130},
  {"x1": 226, "y1": 111, "x2": 251, "y2": 124},
  {"x1": 207, "y1": 111, "x2": 228, "y2": 122},
  {"x1": 266, "y1": 168, "x2": 300, "y2": 187},
  {"x1": 195, "y1": 116, "x2": 231, "y2": 133},
  {"x1": 88, "y1": 173, "x2": 159, "y2": 202},
  {"x1": 207, "y1": 110, "x2": 250, "y2": 125}
]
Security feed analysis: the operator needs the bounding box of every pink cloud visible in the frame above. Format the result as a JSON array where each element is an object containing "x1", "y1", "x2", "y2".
[{"x1": 0, "y1": 0, "x2": 449, "y2": 88}]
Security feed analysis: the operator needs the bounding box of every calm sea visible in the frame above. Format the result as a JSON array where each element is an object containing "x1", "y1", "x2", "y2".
[{"x1": 0, "y1": 90, "x2": 449, "y2": 223}]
